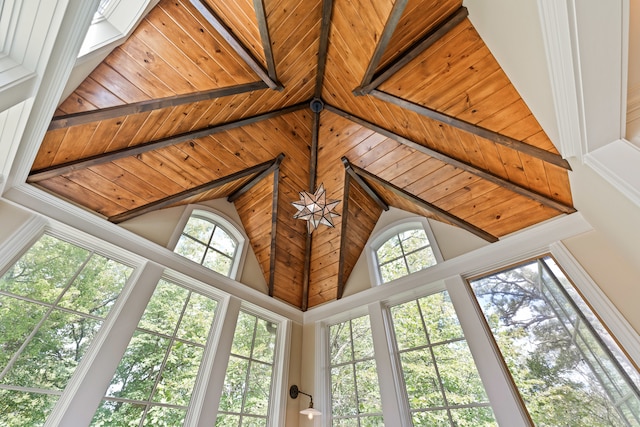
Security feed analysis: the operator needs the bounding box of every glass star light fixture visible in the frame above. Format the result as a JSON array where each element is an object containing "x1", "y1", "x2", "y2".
[{"x1": 292, "y1": 183, "x2": 340, "y2": 233}]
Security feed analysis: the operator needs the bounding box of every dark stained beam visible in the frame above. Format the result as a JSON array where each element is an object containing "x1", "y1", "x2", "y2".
[
  {"x1": 358, "y1": 0, "x2": 409, "y2": 89},
  {"x1": 371, "y1": 89, "x2": 571, "y2": 170},
  {"x1": 228, "y1": 153, "x2": 284, "y2": 202},
  {"x1": 326, "y1": 104, "x2": 576, "y2": 214},
  {"x1": 301, "y1": 233, "x2": 312, "y2": 312},
  {"x1": 30, "y1": 103, "x2": 307, "y2": 182},
  {"x1": 315, "y1": 0, "x2": 334, "y2": 98},
  {"x1": 354, "y1": 7, "x2": 468, "y2": 95},
  {"x1": 253, "y1": 0, "x2": 278, "y2": 83},
  {"x1": 268, "y1": 163, "x2": 280, "y2": 298},
  {"x1": 189, "y1": 0, "x2": 282, "y2": 90},
  {"x1": 349, "y1": 162, "x2": 499, "y2": 243},
  {"x1": 336, "y1": 171, "x2": 352, "y2": 300},
  {"x1": 341, "y1": 157, "x2": 389, "y2": 211},
  {"x1": 48, "y1": 81, "x2": 268, "y2": 130},
  {"x1": 108, "y1": 158, "x2": 277, "y2": 223}
]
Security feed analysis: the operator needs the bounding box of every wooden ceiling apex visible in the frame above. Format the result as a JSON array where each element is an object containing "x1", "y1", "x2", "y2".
[{"x1": 31, "y1": 0, "x2": 576, "y2": 310}]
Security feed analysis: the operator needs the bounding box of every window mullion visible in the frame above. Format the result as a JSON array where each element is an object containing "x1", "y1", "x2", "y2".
[
  {"x1": 367, "y1": 301, "x2": 408, "y2": 426},
  {"x1": 444, "y1": 275, "x2": 534, "y2": 426}
]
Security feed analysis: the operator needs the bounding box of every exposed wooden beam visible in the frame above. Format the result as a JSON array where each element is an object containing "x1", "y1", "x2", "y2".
[
  {"x1": 48, "y1": 81, "x2": 268, "y2": 130},
  {"x1": 355, "y1": 7, "x2": 468, "y2": 95},
  {"x1": 301, "y1": 233, "x2": 312, "y2": 312},
  {"x1": 358, "y1": 0, "x2": 409, "y2": 90},
  {"x1": 336, "y1": 171, "x2": 352, "y2": 300},
  {"x1": 371, "y1": 89, "x2": 571, "y2": 170},
  {"x1": 108, "y1": 158, "x2": 277, "y2": 223},
  {"x1": 228, "y1": 153, "x2": 284, "y2": 202},
  {"x1": 315, "y1": 0, "x2": 334, "y2": 98},
  {"x1": 189, "y1": 0, "x2": 282, "y2": 90},
  {"x1": 326, "y1": 104, "x2": 576, "y2": 214},
  {"x1": 341, "y1": 157, "x2": 389, "y2": 211},
  {"x1": 253, "y1": 0, "x2": 278, "y2": 83},
  {"x1": 268, "y1": 164, "x2": 280, "y2": 298},
  {"x1": 349, "y1": 163, "x2": 499, "y2": 243},
  {"x1": 30, "y1": 103, "x2": 307, "y2": 182}
]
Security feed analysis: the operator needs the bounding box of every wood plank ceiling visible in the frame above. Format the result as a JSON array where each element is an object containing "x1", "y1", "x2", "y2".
[{"x1": 29, "y1": 0, "x2": 575, "y2": 310}]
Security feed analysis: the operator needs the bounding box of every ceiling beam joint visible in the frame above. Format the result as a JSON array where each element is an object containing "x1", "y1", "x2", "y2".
[
  {"x1": 341, "y1": 157, "x2": 389, "y2": 211},
  {"x1": 189, "y1": 0, "x2": 282, "y2": 90}
]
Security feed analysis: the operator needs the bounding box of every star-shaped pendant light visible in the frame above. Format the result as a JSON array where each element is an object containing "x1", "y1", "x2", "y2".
[{"x1": 292, "y1": 183, "x2": 341, "y2": 233}]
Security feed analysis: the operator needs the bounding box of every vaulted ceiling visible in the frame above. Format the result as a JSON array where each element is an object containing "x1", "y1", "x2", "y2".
[{"x1": 28, "y1": 0, "x2": 574, "y2": 310}]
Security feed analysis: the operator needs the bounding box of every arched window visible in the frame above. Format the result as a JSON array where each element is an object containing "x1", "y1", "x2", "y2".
[
  {"x1": 368, "y1": 218, "x2": 443, "y2": 285},
  {"x1": 170, "y1": 207, "x2": 247, "y2": 280}
]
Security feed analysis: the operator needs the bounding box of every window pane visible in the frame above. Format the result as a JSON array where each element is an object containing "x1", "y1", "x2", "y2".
[
  {"x1": 0, "y1": 234, "x2": 89, "y2": 302},
  {"x1": 469, "y1": 257, "x2": 640, "y2": 426},
  {"x1": 94, "y1": 280, "x2": 217, "y2": 425},
  {"x1": 0, "y1": 234, "x2": 131, "y2": 426},
  {"x1": 406, "y1": 246, "x2": 436, "y2": 274},
  {"x1": 332, "y1": 364, "x2": 357, "y2": 417},
  {"x1": 376, "y1": 235, "x2": 401, "y2": 264},
  {"x1": 203, "y1": 250, "x2": 232, "y2": 276},
  {"x1": 137, "y1": 281, "x2": 189, "y2": 335},
  {"x1": 106, "y1": 331, "x2": 169, "y2": 400},
  {"x1": 391, "y1": 292, "x2": 496, "y2": 425},
  {"x1": 217, "y1": 312, "x2": 277, "y2": 424},
  {"x1": 58, "y1": 255, "x2": 132, "y2": 317},
  {"x1": 379, "y1": 258, "x2": 407, "y2": 283},
  {"x1": 183, "y1": 216, "x2": 214, "y2": 243},
  {"x1": 329, "y1": 315, "x2": 382, "y2": 424},
  {"x1": 399, "y1": 229, "x2": 429, "y2": 252},
  {"x1": 0, "y1": 296, "x2": 47, "y2": 371},
  {"x1": 0, "y1": 389, "x2": 59, "y2": 426},
  {"x1": 91, "y1": 400, "x2": 145, "y2": 426},
  {"x1": 212, "y1": 226, "x2": 237, "y2": 257},
  {"x1": 174, "y1": 235, "x2": 206, "y2": 264},
  {"x1": 152, "y1": 341, "x2": 204, "y2": 406}
]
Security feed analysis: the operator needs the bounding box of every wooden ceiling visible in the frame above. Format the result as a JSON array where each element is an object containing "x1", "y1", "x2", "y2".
[{"x1": 28, "y1": 0, "x2": 574, "y2": 310}]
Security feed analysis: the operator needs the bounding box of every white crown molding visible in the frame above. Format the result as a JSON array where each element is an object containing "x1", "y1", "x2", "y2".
[
  {"x1": 584, "y1": 139, "x2": 640, "y2": 208},
  {"x1": 536, "y1": 0, "x2": 585, "y2": 159}
]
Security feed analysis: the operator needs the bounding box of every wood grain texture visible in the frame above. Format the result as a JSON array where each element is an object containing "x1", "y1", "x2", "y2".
[{"x1": 31, "y1": 0, "x2": 575, "y2": 309}]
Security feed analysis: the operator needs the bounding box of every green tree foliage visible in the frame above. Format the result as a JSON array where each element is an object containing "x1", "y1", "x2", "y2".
[
  {"x1": 329, "y1": 315, "x2": 383, "y2": 425},
  {"x1": 216, "y1": 312, "x2": 277, "y2": 426},
  {"x1": 91, "y1": 280, "x2": 218, "y2": 426},
  {"x1": 0, "y1": 234, "x2": 133, "y2": 426},
  {"x1": 174, "y1": 215, "x2": 237, "y2": 276},
  {"x1": 470, "y1": 257, "x2": 640, "y2": 426},
  {"x1": 376, "y1": 229, "x2": 436, "y2": 284},
  {"x1": 391, "y1": 292, "x2": 497, "y2": 426}
]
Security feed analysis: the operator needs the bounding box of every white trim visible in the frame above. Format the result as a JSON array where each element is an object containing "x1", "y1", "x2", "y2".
[
  {"x1": 550, "y1": 241, "x2": 640, "y2": 367},
  {"x1": 584, "y1": 139, "x2": 640, "y2": 207},
  {"x1": 536, "y1": 0, "x2": 585, "y2": 159},
  {"x1": 6, "y1": 184, "x2": 303, "y2": 323},
  {"x1": 445, "y1": 276, "x2": 532, "y2": 426},
  {"x1": 305, "y1": 213, "x2": 592, "y2": 323},
  {"x1": 365, "y1": 216, "x2": 443, "y2": 287},
  {"x1": 49, "y1": 261, "x2": 164, "y2": 427},
  {"x1": 0, "y1": 211, "x2": 45, "y2": 272},
  {"x1": 168, "y1": 205, "x2": 249, "y2": 281}
]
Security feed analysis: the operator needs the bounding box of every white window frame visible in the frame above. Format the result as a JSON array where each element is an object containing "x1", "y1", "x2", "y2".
[
  {"x1": 366, "y1": 217, "x2": 444, "y2": 287},
  {"x1": 168, "y1": 205, "x2": 249, "y2": 281},
  {"x1": 312, "y1": 215, "x2": 640, "y2": 426}
]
